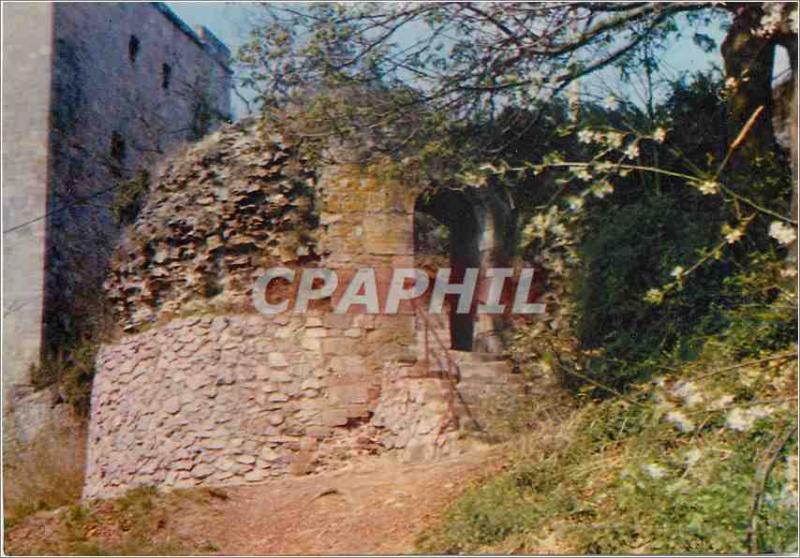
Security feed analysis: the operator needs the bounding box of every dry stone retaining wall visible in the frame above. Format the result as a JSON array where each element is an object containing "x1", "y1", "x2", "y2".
[{"x1": 84, "y1": 312, "x2": 459, "y2": 499}]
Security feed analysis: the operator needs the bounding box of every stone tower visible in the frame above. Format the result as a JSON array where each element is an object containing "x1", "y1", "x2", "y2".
[{"x1": 2, "y1": 3, "x2": 232, "y2": 410}]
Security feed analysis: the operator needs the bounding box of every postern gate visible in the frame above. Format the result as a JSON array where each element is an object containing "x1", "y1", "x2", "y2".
[{"x1": 84, "y1": 125, "x2": 526, "y2": 498}]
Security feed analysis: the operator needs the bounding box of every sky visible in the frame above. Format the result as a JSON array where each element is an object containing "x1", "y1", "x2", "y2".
[{"x1": 166, "y1": 2, "x2": 788, "y2": 119}]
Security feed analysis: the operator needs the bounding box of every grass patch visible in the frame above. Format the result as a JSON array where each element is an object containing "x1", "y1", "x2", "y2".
[
  {"x1": 4, "y1": 486, "x2": 225, "y2": 555},
  {"x1": 3, "y1": 423, "x2": 87, "y2": 527},
  {"x1": 418, "y1": 310, "x2": 798, "y2": 554}
]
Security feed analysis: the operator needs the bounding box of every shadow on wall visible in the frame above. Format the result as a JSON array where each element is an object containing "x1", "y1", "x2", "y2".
[{"x1": 414, "y1": 186, "x2": 516, "y2": 352}]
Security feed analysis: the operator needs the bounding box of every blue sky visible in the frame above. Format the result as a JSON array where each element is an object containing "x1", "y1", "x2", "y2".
[{"x1": 166, "y1": 2, "x2": 786, "y2": 119}]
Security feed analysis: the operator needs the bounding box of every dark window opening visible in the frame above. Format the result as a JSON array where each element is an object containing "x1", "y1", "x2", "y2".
[
  {"x1": 161, "y1": 63, "x2": 172, "y2": 90},
  {"x1": 128, "y1": 35, "x2": 140, "y2": 63},
  {"x1": 109, "y1": 132, "x2": 126, "y2": 177}
]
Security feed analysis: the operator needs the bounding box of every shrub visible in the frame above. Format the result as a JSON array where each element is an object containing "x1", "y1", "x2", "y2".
[
  {"x1": 418, "y1": 292, "x2": 797, "y2": 554},
  {"x1": 111, "y1": 170, "x2": 150, "y2": 225},
  {"x1": 30, "y1": 339, "x2": 99, "y2": 416}
]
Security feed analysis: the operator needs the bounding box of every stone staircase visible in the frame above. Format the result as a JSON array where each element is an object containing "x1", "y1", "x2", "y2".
[
  {"x1": 412, "y1": 308, "x2": 530, "y2": 433},
  {"x1": 448, "y1": 351, "x2": 528, "y2": 431}
]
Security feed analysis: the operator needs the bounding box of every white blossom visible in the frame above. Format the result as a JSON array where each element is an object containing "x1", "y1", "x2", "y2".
[
  {"x1": 757, "y1": 3, "x2": 785, "y2": 37},
  {"x1": 566, "y1": 195, "x2": 585, "y2": 211},
  {"x1": 710, "y1": 394, "x2": 735, "y2": 410},
  {"x1": 643, "y1": 463, "x2": 668, "y2": 479},
  {"x1": 605, "y1": 131, "x2": 625, "y2": 149},
  {"x1": 696, "y1": 180, "x2": 719, "y2": 195},
  {"x1": 725, "y1": 405, "x2": 774, "y2": 432},
  {"x1": 594, "y1": 160, "x2": 614, "y2": 173},
  {"x1": 623, "y1": 142, "x2": 640, "y2": 160},
  {"x1": 577, "y1": 129, "x2": 595, "y2": 144},
  {"x1": 672, "y1": 381, "x2": 704, "y2": 408},
  {"x1": 603, "y1": 95, "x2": 619, "y2": 110},
  {"x1": 671, "y1": 266, "x2": 685, "y2": 278},
  {"x1": 645, "y1": 288, "x2": 664, "y2": 304},
  {"x1": 685, "y1": 448, "x2": 703, "y2": 466},
  {"x1": 750, "y1": 405, "x2": 774, "y2": 420},
  {"x1": 725, "y1": 408, "x2": 753, "y2": 432},
  {"x1": 768, "y1": 221, "x2": 797, "y2": 245},
  {"x1": 666, "y1": 410, "x2": 696, "y2": 432},
  {"x1": 653, "y1": 127, "x2": 667, "y2": 143},
  {"x1": 591, "y1": 179, "x2": 614, "y2": 199},
  {"x1": 723, "y1": 224, "x2": 743, "y2": 244},
  {"x1": 573, "y1": 167, "x2": 593, "y2": 182}
]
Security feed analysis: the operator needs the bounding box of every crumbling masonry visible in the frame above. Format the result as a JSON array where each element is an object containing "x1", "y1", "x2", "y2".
[{"x1": 83, "y1": 121, "x2": 529, "y2": 498}]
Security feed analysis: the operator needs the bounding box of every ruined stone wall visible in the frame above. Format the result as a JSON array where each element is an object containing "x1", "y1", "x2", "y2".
[
  {"x1": 84, "y1": 125, "x2": 468, "y2": 497},
  {"x1": 83, "y1": 114, "x2": 536, "y2": 497},
  {"x1": 45, "y1": 2, "x2": 232, "y2": 349},
  {"x1": 84, "y1": 311, "x2": 460, "y2": 498},
  {"x1": 105, "y1": 121, "x2": 318, "y2": 331}
]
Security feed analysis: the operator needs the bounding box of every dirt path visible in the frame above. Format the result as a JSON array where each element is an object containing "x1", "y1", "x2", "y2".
[
  {"x1": 5, "y1": 445, "x2": 502, "y2": 555},
  {"x1": 172, "y1": 448, "x2": 499, "y2": 555}
]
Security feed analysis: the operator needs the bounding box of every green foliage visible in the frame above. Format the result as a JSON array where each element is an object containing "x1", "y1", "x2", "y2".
[
  {"x1": 508, "y1": 71, "x2": 796, "y2": 394},
  {"x1": 711, "y1": 254, "x2": 798, "y2": 359},
  {"x1": 419, "y1": 320, "x2": 797, "y2": 554},
  {"x1": 421, "y1": 131, "x2": 797, "y2": 554},
  {"x1": 574, "y1": 192, "x2": 726, "y2": 387},
  {"x1": 30, "y1": 339, "x2": 99, "y2": 416},
  {"x1": 6, "y1": 486, "x2": 208, "y2": 555},
  {"x1": 111, "y1": 170, "x2": 150, "y2": 225}
]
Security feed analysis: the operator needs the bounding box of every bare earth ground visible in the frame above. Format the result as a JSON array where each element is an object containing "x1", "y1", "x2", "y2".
[
  {"x1": 175, "y1": 447, "x2": 500, "y2": 555},
  {"x1": 6, "y1": 445, "x2": 504, "y2": 555}
]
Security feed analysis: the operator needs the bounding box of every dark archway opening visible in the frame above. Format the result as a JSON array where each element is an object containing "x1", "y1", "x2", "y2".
[{"x1": 414, "y1": 190, "x2": 481, "y2": 351}]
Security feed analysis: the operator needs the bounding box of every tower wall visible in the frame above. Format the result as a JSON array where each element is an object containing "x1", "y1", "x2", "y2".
[
  {"x1": 44, "y1": 2, "x2": 232, "y2": 353},
  {"x1": 2, "y1": 3, "x2": 55, "y2": 394}
]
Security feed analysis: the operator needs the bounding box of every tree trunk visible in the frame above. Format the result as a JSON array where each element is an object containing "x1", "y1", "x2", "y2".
[
  {"x1": 779, "y1": 35, "x2": 798, "y2": 265},
  {"x1": 720, "y1": 4, "x2": 777, "y2": 166}
]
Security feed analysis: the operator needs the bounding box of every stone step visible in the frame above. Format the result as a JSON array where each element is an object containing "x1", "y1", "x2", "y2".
[
  {"x1": 450, "y1": 350, "x2": 508, "y2": 363},
  {"x1": 458, "y1": 380, "x2": 527, "y2": 396},
  {"x1": 457, "y1": 361, "x2": 513, "y2": 380}
]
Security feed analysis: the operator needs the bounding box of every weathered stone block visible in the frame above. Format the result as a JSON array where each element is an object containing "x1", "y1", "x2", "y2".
[
  {"x1": 268, "y1": 353, "x2": 289, "y2": 367},
  {"x1": 321, "y1": 409, "x2": 349, "y2": 427},
  {"x1": 329, "y1": 384, "x2": 370, "y2": 405}
]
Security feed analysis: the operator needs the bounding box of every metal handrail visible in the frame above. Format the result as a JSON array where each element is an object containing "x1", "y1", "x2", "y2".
[
  {"x1": 411, "y1": 300, "x2": 459, "y2": 381},
  {"x1": 410, "y1": 300, "x2": 485, "y2": 432}
]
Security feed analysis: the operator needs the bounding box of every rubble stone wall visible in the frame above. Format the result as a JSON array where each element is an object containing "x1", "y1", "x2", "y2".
[
  {"x1": 86, "y1": 149, "x2": 457, "y2": 498},
  {"x1": 84, "y1": 312, "x2": 458, "y2": 498},
  {"x1": 86, "y1": 124, "x2": 517, "y2": 498},
  {"x1": 105, "y1": 121, "x2": 319, "y2": 331}
]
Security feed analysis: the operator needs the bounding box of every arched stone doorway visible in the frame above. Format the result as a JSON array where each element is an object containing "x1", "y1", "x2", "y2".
[{"x1": 413, "y1": 186, "x2": 515, "y2": 353}]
